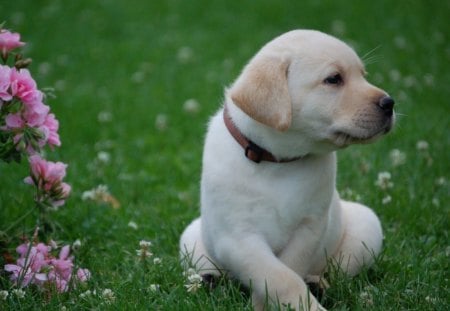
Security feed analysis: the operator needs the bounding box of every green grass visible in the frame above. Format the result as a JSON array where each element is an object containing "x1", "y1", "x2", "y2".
[{"x1": 1, "y1": 0, "x2": 449, "y2": 310}]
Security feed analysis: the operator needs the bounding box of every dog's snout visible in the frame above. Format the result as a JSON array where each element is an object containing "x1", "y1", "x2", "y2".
[{"x1": 377, "y1": 96, "x2": 395, "y2": 116}]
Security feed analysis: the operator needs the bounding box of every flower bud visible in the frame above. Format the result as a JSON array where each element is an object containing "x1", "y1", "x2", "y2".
[
  {"x1": 16, "y1": 139, "x2": 26, "y2": 152},
  {"x1": 15, "y1": 58, "x2": 33, "y2": 69}
]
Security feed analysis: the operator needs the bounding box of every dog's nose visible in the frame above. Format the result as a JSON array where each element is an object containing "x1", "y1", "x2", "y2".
[{"x1": 377, "y1": 96, "x2": 395, "y2": 116}]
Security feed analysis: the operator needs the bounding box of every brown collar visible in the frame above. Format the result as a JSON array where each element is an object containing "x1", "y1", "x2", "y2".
[{"x1": 223, "y1": 105, "x2": 302, "y2": 163}]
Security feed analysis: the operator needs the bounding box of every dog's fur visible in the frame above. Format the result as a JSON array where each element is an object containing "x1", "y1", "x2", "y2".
[{"x1": 180, "y1": 30, "x2": 395, "y2": 311}]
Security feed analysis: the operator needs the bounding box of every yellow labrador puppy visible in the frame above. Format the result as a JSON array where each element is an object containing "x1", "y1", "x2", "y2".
[{"x1": 180, "y1": 29, "x2": 395, "y2": 311}]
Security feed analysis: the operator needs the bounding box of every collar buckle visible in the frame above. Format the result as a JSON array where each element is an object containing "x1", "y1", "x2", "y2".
[{"x1": 245, "y1": 141, "x2": 264, "y2": 163}]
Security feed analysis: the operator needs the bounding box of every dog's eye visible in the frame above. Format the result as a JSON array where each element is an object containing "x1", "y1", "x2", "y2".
[{"x1": 324, "y1": 74, "x2": 343, "y2": 85}]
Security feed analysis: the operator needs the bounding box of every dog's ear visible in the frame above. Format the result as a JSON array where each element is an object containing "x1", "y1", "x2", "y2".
[{"x1": 229, "y1": 56, "x2": 291, "y2": 131}]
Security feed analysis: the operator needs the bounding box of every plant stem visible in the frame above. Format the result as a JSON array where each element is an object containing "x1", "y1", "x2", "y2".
[{"x1": 1, "y1": 207, "x2": 35, "y2": 234}]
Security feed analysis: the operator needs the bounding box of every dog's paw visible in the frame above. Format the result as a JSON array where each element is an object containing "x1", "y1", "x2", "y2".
[
  {"x1": 201, "y1": 273, "x2": 219, "y2": 290},
  {"x1": 305, "y1": 275, "x2": 329, "y2": 301},
  {"x1": 253, "y1": 291, "x2": 327, "y2": 311}
]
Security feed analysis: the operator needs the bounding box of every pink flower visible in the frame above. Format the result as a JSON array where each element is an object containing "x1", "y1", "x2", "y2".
[
  {"x1": 5, "y1": 113, "x2": 24, "y2": 128},
  {"x1": 4, "y1": 105, "x2": 52, "y2": 151},
  {"x1": 40, "y1": 113, "x2": 61, "y2": 147},
  {"x1": 0, "y1": 29, "x2": 25, "y2": 57},
  {"x1": 52, "y1": 183, "x2": 71, "y2": 207},
  {"x1": 0, "y1": 34, "x2": 62, "y2": 155},
  {"x1": 4, "y1": 264, "x2": 34, "y2": 287},
  {"x1": 23, "y1": 101, "x2": 50, "y2": 127},
  {"x1": 59, "y1": 245, "x2": 71, "y2": 260},
  {"x1": 45, "y1": 161, "x2": 67, "y2": 186},
  {"x1": 51, "y1": 275, "x2": 68, "y2": 293},
  {"x1": 25, "y1": 155, "x2": 71, "y2": 207},
  {"x1": 4, "y1": 243, "x2": 51, "y2": 287},
  {"x1": 10, "y1": 68, "x2": 41, "y2": 104},
  {"x1": 35, "y1": 242, "x2": 51, "y2": 257},
  {"x1": 24, "y1": 155, "x2": 47, "y2": 184},
  {"x1": 4, "y1": 240, "x2": 90, "y2": 293},
  {"x1": 16, "y1": 243, "x2": 30, "y2": 257},
  {"x1": 27, "y1": 154, "x2": 67, "y2": 185},
  {"x1": 50, "y1": 258, "x2": 73, "y2": 282},
  {"x1": 0, "y1": 64, "x2": 12, "y2": 101},
  {"x1": 47, "y1": 245, "x2": 73, "y2": 292},
  {"x1": 47, "y1": 269, "x2": 69, "y2": 292},
  {"x1": 77, "y1": 268, "x2": 91, "y2": 282}
]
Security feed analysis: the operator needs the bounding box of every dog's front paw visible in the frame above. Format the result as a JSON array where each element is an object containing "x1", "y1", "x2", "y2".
[
  {"x1": 252, "y1": 290, "x2": 326, "y2": 311},
  {"x1": 305, "y1": 275, "x2": 329, "y2": 302}
]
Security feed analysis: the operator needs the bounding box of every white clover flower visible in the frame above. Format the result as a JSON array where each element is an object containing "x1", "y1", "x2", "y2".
[
  {"x1": 97, "y1": 151, "x2": 111, "y2": 164},
  {"x1": 79, "y1": 290, "x2": 92, "y2": 299},
  {"x1": 12, "y1": 289, "x2": 25, "y2": 299},
  {"x1": 185, "y1": 273, "x2": 203, "y2": 293},
  {"x1": 38, "y1": 62, "x2": 52, "y2": 75},
  {"x1": 389, "y1": 149, "x2": 406, "y2": 167},
  {"x1": 416, "y1": 140, "x2": 429, "y2": 151},
  {"x1": 393, "y1": 36, "x2": 407, "y2": 49},
  {"x1": 81, "y1": 184, "x2": 120, "y2": 208},
  {"x1": 101, "y1": 289, "x2": 116, "y2": 304},
  {"x1": 341, "y1": 188, "x2": 362, "y2": 201},
  {"x1": 153, "y1": 257, "x2": 162, "y2": 265},
  {"x1": 97, "y1": 111, "x2": 113, "y2": 123},
  {"x1": 0, "y1": 290, "x2": 8, "y2": 300},
  {"x1": 128, "y1": 221, "x2": 138, "y2": 230},
  {"x1": 187, "y1": 273, "x2": 203, "y2": 284},
  {"x1": 81, "y1": 185, "x2": 110, "y2": 201},
  {"x1": 49, "y1": 239, "x2": 58, "y2": 249},
  {"x1": 81, "y1": 190, "x2": 94, "y2": 201},
  {"x1": 149, "y1": 284, "x2": 160, "y2": 292},
  {"x1": 185, "y1": 281, "x2": 202, "y2": 293},
  {"x1": 222, "y1": 58, "x2": 234, "y2": 70},
  {"x1": 359, "y1": 290, "x2": 374, "y2": 306},
  {"x1": 139, "y1": 240, "x2": 152, "y2": 248},
  {"x1": 177, "y1": 191, "x2": 191, "y2": 202},
  {"x1": 137, "y1": 240, "x2": 153, "y2": 259},
  {"x1": 375, "y1": 172, "x2": 394, "y2": 190},
  {"x1": 423, "y1": 74, "x2": 435, "y2": 86},
  {"x1": 183, "y1": 267, "x2": 203, "y2": 293},
  {"x1": 54, "y1": 79, "x2": 66, "y2": 91},
  {"x1": 136, "y1": 249, "x2": 153, "y2": 258},
  {"x1": 389, "y1": 69, "x2": 401, "y2": 82},
  {"x1": 183, "y1": 99, "x2": 200, "y2": 114},
  {"x1": 403, "y1": 75, "x2": 417, "y2": 88},
  {"x1": 331, "y1": 20, "x2": 346, "y2": 35},
  {"x1": 72, "y1": 239, "x2": 82, "y2": 250},
  {"x1": 425, "y1": 296, "x2": 437, "y2": 303},
  {"x1": 435, "y1": 177, "x2": 446, "y2": 186},
  {"x1": 177, "y1": 46, "x2": 193, "y2": 63},
  {"x1": 131, "y1": 71, "x2": 145, "y2": 84},
  {"x1": 382, "y1": 195, "x2": 392, "y2": 205},
  {"x1": 155, "y1": 114, "x2": 168, "y2": 131}
]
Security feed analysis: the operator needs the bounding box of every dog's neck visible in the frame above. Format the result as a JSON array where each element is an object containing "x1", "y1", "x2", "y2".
[
  {"x1": 223, "y1": 105, "x2": 292, "y2": 163},
  {"x1": 224, "y1": 100, "x2": 312, "y2": 163}
]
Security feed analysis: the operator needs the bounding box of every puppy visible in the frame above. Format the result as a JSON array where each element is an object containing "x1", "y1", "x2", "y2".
[{"x1": 180, "y1": 29, "x2": 394, "y2": 311}]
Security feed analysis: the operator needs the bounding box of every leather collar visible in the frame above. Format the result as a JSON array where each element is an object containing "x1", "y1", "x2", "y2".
[{"x1": 223, "y1": 105, "x2": 302, "y2": 163}]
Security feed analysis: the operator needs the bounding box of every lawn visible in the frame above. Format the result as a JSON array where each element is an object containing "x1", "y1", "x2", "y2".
[{"x1": 0, "y1": 0, "x2": 449, "y2": 310}]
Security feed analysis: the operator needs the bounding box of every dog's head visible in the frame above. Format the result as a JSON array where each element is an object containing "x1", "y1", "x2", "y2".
[{"x1": 229, "y1": 30, "x2": 395, "y2": 151}]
